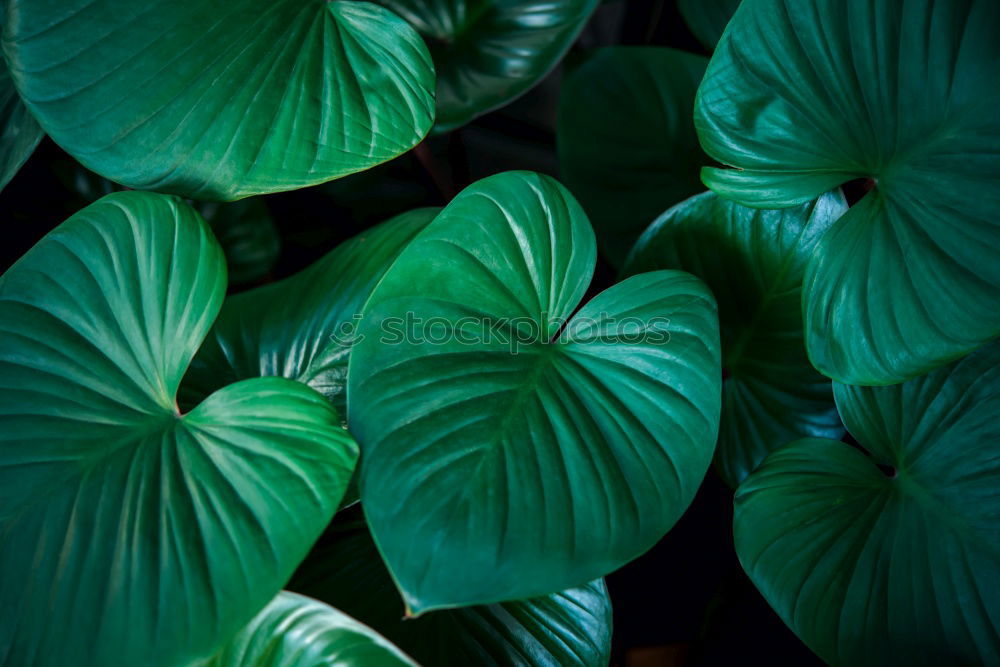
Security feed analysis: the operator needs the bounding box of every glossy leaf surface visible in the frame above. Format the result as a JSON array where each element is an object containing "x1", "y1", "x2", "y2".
[
  {"x1": 677, "y1": 0, "x2": 740, "y2": 49},
  {"x1": 0, "y1": 55, "x2": 43, "y2": 192},
  {"x1": 3, "y1": 0, "x2": 435, "y2": 199},
  {"x1": 695, "y1": 0, "x2": 1000, "y2": 384},
  {"x1": 182, "y1": 208, "x2": 437, "y2": 415},
  {"x1": 735, "y1": 342, "x2": 1000, "y2": 666},
  {"x1": 624, "y1": 191, "x2": 846, "y2": 487},
  {"x1": 201, "y1": 592, "x2": 416, "y2": 667},
  {"x1": 558, "y1": 47, "x2": 708, "y2": 266},
  {"x1": 377, "y1": 0, "x2": 598, "y2": 131},
  {"x1": 349, "y1": 171, "x2": 721, "y2": 612},
  {"x1": 291, "y1": 511, "x2": 612, "y2": 666},
  {"x1": 0, "y1": 192, "x2": 358, "y2": 666}
]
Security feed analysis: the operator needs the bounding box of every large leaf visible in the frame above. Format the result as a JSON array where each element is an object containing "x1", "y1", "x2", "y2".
[
  {"x1": 377, "y1": 0, "x2": 598, "y2": 132},
  {"x1": 349, "y1": 171, "x2": 721, "y2": 612},
  {"x1": 557, "y1": 47, "x2": 708, "y2": 266},
  {"x1": 0, "y1": 192, "x2": 358, "y2": 666},
  {"x1": 677, "y1": 0, "x2": 740, "y2": 50},
  {"x1": 3, "y1": 0, "x2": 435, "y2": 200},
  {"x1": 623, "y1": 191, "x2": 846, "y2": 487},
  {"x1": 734, "y1": 342, "x2": 1000, "y2": 666},
  {"x1": 182, "y1": 207, "x2": 438, "y2": 415},
  {"x1": 694, "y1": 0, "x2": 1000, "y2": 385},
  {"x1": 290, "y1": 509, "x2": 612, "y2": 666},
  {"x1": 0, "y1": 55, "x2": 43, "y2": 192},
  {"x1": 201, "y1": 592, "x2": 416, "y2": 667}
]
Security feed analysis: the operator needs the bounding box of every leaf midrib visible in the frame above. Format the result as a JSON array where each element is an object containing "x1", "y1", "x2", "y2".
[
  {"x1": 457, "y1": 343, "x2": 560, "y2": 484},
  {"x1": 2, "y1": 410, "x2": 185, "y2": 526},
  {"x1": 893, "y1": 469, "x2": 999, "y2": 558}
]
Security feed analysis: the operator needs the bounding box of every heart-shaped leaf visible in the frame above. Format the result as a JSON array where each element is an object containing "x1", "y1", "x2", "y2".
[
  {"x1": 376, "y1": 0, "x2": 598, "y2": 132},
  {"x1": 0, "y1": 56, "x2": 43, "y2": 192},
  {"x1": 557, "y1": 47, "x2": 709, "y2": 266},
  {"x1": 200, "y1": 591, "x2": 416, "y2": 667},
  {"x1": 677, "y1": 0, "x2": 741, "y2": 50},
  {"x1": 182, "y1": 207, "x2": 438, "y2": 415},
  {"x1": 349, "y1": 170, "x2": 721, "y2": 612},
  {"x1": 734, "y1": 341, "x2": 1000, "y2": 666},
  {"x1": 0, "y1": 192, "x2": 358, "y2": 666},
  {"x1": 290, "y1": 508, "x2": 612, "y2": 666},
  {"x1": 694, "y1": 0, "x2": 1000, "y2": 385},
  {"x1": 3, "y1": 0, "x2": 435, "y2": 200},
  {"x1": 623, "y1": 190, "x2": 846, "y2": 487}
]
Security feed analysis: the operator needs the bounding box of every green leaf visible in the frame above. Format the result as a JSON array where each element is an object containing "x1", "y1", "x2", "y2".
[
  {"x1": 182, "y1": 207, "x2": 438, "y2": 415},
  {"x1": 557, "y1": 47, "x2": 709, "y2": 266},
  {"x1": 734, "y1": 342, "x2": 1000, "y2": 666},
  {"x1": 0, "y1": 192, "x2": 358, "y2": 666},
  {"x1": 0, "y1": 55, "x2": 43, "y2": 192},
  {"x1": 349, "y1": 171, "x2": 721, "y2": 612},
  {"x1": 623, "y1": 190, "x2": 846, "y2": 487},
  {"x1": 376, "y1": 0, "x2": 598, "y2": 132},
  {"x1": 199, "y1": 198, "x2": 280, "y2": 286},
  {"x1": 200, "y1": 591, "x2": 416, "y2": 667},
  {"x1": 677, "y1": 0, "x2": 741, "y2": 50},
  {"x1": 290, "y1": 510, "x2": 613, "y2": 666},
  {"x1": 694, "y1": 0, "x2": 1000, "y2": 385},
  {"x1": 3, "y1": 0, "x2": 435, "y2": 200}
]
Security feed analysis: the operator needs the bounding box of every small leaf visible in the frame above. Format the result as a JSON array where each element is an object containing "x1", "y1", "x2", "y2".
[
  {"x1": 3, "y1": 0, "x2": 436, "y2": 199},
  {"x1": 199, "y1": 198, "x2": 280, "y2": 286},
  {"x1": 558, "y1": 47, "x2": 709, "y2": 266},
  {"x1": 200, "y1": 591, "x2": 416, "y2": 667},
  {"x1": 677, "y1": 0, "x2": 741, "y2": 50},
  {"x1": 0, "y1": 192, "x2": 358, "y2": 666},
  {"x1": 0, "y1": 56, "x2": 43, "y2": 192},
  {"x1": 182, "y1": 207, "x2": 438, "y2": 415},
  {"x1": 734, "y1": 342, "x2": 1000, "y2": 666},
  {"x1": 623, "y1": 190, "x2": 846, "y2": 487},
  {"x1": 349, "y1": 171, "x2": 721, "y2": 612},
  {"x1": 54, "y1": 164, "x2": 281, "y2": 286},
  {"x1": 377, "y1": 0, "x2": 599, "y2": 131},
  {"x1": 694, "y1": 0, "x2": 1000, "y2": 384},
  {"x1": 290, "y1": 510, "x2": 612, "y2": 666}
]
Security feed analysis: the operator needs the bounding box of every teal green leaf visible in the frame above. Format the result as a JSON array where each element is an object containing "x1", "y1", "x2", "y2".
[
  {"x1": 290, "y1": 511, "x2": 613, "y2": 666},
  {"x1": 182, "y1": 207, "x2": 438, "y2": 415},
  {"x1": 377, "y1": 0, "x2": 598, "y2": 132},
  {"x1": 349, "y1": 171, "x2": 721, "y2": 612},
  {"x1": 199, "y1": 198, "x2": 280, "y2": 286},
  {"x1": 200, "y1": 592, "x2": 416, "y2": 667},
  {"x1": 694, "y1": 0, "x2": 1000, "y2": 385},
  {"x1": 0, "y1": 192, "x2": 358, "y2": 666},
  {"x1": 677, "y1": 0, "x2": 741, "y2": 49},
  {"x1": 558, "y1": 47, "x2": 709, "y2": 266},
  {"x1": 734, "y1": 342, "x2": 1000, "y2": 666},
  {"x1": 0, "y1": 56, "x2": 43, "y2": 192},
  {"x1": 3, "y1": 1, "x2": 435, "y2": 200},
  {"x1": 624, "y1": 190, "x2": 846, "y2": 487}
]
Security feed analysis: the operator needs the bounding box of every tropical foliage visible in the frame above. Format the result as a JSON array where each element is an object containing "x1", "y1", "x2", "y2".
[{"x1": 1, "y1": 0, "x2": 996, "y2": 665}]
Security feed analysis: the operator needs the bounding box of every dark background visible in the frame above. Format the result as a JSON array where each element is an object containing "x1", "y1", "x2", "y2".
[{"x1": 0, "y1": 1, "x2": 824, "y2": 665}]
